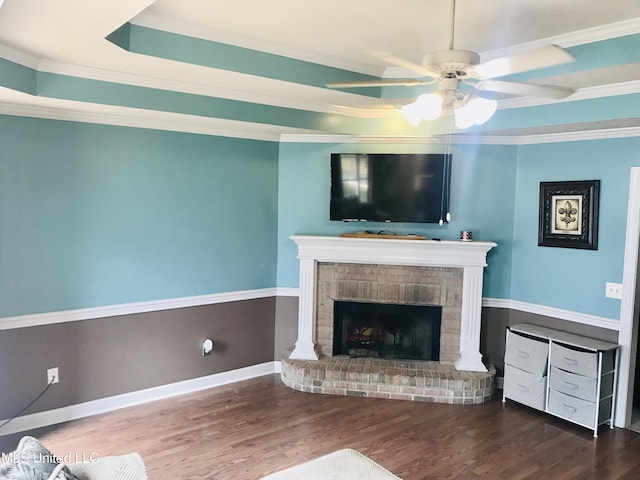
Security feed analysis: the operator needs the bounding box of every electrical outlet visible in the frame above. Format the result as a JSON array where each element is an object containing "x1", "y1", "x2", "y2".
[
  {"x1": 47, "y1": 367, "x2": 59, "y2": 385},
  {"x1": 605, "y1": 282, "x2": 623, "y2": 299}
]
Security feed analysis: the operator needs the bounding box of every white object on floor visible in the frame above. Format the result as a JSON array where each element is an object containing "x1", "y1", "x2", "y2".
[
  {"x1": 261, "y1": 448, "x2": 401, "y2": 480},
  {"x1": 68, "y1": 453, "x2": 147, "y2": 480}
]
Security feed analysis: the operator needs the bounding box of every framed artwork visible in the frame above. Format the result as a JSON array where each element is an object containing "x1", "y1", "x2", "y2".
[{"x1": 538, "y1": 180, "x2": 600, "y2": 250}]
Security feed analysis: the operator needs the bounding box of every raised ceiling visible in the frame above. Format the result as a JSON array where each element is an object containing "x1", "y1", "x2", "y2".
[{"x1": 0, "y1": 0, "x2": 639, "y2": 142}]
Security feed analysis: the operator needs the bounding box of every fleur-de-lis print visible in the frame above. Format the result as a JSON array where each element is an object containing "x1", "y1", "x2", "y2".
[{"x1": 558, "y1": 200, "x2": 577, "y2": 227}]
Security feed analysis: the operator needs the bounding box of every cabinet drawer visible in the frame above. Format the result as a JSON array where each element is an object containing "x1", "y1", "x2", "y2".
[
  {"x1": 549, "y1": 366, "x2": 597, "y2": 402},
  {"x1": 505, "y1": 330, "x2": 549, "y2": 376},
  {"x1": 547, "y1": 390, "x2": 596, "y2": 427},
  {"x1": 547, "y1": 390, "x2": 612, "y2": 428},
  {"x1": 504, "y1": 364, "x2": 546, "y2": 411},
  {"x1": 550, "y1": 342, "x2": 598, "y2": 378}
]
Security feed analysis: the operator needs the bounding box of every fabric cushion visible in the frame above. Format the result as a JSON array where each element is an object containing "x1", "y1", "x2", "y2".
[
  {"x1": 0, "y1": 436, "x2": 79, "y2": 480},
  {"x1": 67, "y1": 453, "x2": 147, "y2": 480}
]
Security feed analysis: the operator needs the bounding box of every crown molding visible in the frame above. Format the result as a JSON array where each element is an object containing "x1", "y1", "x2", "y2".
[
  {"x1": 480, "y1": 17, "x2": 640, "y2": 59},
  {"x1": 37, "y1": 59, "x2": 356, "y2": 116},
  {"x1": 517, "y1": 126, "x2": 640, "y2": 145},
  {"x1": 278, "y1": 133, "x2": 519, "y2": 145},
  {"x1": 280, "y1": 125, "x2": 640, "y2": 146},
  {"x1": 0, "y1": 100, "x2": 316, "y2": 141},
  {"x1": 0, "y1": 42, "x2": 41, "y2": 69},
  {"x1": 2, "y1": 38, "x2": 635, "y2": 122},
  {"x1": 1, "y1": 86, "x2": 637, "y2": 145},
  {"x1": 34, "y1": 60, "x2": 640, "y2": 118}
]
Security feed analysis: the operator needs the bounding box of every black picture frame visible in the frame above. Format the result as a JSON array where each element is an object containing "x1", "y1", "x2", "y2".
[{"x1": 538, "y1": 180, "x2": 600, "y2": 250}]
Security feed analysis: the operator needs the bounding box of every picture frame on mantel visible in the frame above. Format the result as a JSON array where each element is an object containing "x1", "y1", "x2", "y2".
[{"x1": 538, "y1": 180, "x2": 600, "y2": 250}]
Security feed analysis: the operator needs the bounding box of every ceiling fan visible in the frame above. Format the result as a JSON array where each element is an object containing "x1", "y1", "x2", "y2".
[{"x1": 326, "y1": 0, "x2": 576, "y2": 128}]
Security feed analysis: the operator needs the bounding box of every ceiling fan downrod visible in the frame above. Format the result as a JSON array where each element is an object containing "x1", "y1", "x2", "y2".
[{"x1": 449, "y1": 0, "x2": 456, "y2": 50}]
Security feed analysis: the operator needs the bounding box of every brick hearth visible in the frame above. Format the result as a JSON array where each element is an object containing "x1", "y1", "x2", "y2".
[{"x1": 281, "y1": 356, "x2": 496, "y2": 404}]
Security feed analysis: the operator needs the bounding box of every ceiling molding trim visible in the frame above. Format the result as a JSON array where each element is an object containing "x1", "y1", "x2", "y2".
[
  {"x1": 480, "y1": 18, "x2": 640, "y2": 59},
  {"x1": 278, "y1": 134, "x2": 518, "y2": 145},
  {"x1": 0, "y1": 43, "x2": 41, "y2": 69},
  {"x1": 517, "y1": 126, "x2": 640, "y2": 145},
  {"x1": 280, "y1": 126, "x2": 640, "y2": 145},
  {"x1": 30, "y1": 61, "x2": 640, "y2": 121},
  {"x1": 0, "y1": 98, "x2": 636, "y2": 146},
  {"x1": 132, "y1": 11, "x2": 383, "y2": 77},
  {"x1": 37, "y1": 60, "x2": 356, "y2": 116},
  {"x1": 0, "y1": 101, "x2": 320, "y2": 141}
]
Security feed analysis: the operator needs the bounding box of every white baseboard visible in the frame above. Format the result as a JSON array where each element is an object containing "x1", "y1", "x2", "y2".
[{"x1": 0, "y1": 362, "x2": 280, "y2": 436}]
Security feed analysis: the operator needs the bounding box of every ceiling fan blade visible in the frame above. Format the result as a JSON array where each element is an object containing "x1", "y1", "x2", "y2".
[
  {"x1": 469, "y1": 45, "x2": 575, "y2": 79},
  {"x1": 475, "y1": 79, "x2": 575, "y2": 99},
  {"x1": 326, "y1": 79, "x2": 427, "y2": 89},
  {"x1": 370, "y1": 50, "x2": 440, "y2": 79}
]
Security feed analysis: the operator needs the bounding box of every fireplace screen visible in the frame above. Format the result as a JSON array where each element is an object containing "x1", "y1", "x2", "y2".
[{"x1": 332, "y1": 301, "x2": 441, "y2": 361}]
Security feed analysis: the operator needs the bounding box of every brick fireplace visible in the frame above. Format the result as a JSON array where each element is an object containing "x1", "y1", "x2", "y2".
[
  {"x1": 316, "y1": 263, "x2": 461, "y2": 363},
  {"x1": 282, "y1": 235, "x2": 497, "y2": 404},
  {"x1": 288, "y1": 235, "x2": 497, "y2": 372}
]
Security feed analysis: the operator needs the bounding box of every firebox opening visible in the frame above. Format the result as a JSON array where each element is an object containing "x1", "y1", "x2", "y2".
[{"x1": 332, "y1": 301, "x2": 442, "y2": 361}]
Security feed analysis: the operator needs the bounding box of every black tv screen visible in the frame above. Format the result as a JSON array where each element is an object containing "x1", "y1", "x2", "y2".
[{"x1": 330, "y1": 153, "x2": 451, "y2": 223}]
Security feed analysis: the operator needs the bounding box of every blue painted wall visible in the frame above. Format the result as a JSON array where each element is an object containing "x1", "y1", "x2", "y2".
[
  {"x1": 3, "y1": 114, "x2": 638, "y2": 322},
  {"x1": 511, "y1": 138, "x2": 640, "y2": 319},
  {"x1": 276, "y1": 141, "x2": 518, "y2": 298},
  {"x1": 0, "y1": 116, "x2": 279, "y2": 317}
]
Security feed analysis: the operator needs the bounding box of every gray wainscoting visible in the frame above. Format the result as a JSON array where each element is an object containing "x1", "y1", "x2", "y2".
[{"x1": 0, "y1": 297, "x2": 276, "y2": 422}]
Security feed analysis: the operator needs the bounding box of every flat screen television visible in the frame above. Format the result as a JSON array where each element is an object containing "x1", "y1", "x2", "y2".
[{"x1": 330, "y1": 153, "x2": 452, "y2": 223}]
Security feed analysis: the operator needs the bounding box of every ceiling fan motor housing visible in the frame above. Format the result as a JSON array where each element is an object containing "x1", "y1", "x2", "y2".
[{"x1": 422, "y1": 50, "x2": 480, "y2": 77}]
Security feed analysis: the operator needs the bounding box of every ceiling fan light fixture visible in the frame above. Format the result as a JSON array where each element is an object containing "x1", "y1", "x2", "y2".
[
  {"x1": 401, "y1": 93, "x2": 443, "y2": 126},
  {"x1": 454, "y1": 96, "x2": 497, "y2": 129},
  {"x1": 400, "y1": 102, "x2": 424, "y2": 127}
]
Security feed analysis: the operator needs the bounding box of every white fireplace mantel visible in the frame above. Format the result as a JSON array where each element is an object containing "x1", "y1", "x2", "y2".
[{"x1": 289, "y1": 235, "x2": 497, "y2": 372}]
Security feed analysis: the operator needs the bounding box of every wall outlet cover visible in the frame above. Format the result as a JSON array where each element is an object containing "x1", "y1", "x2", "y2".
[
  {"x1": 47, "y1": 367, "x2": 59, "y2": 384},
  {"x1": 605, "y1": 282, "x2": 623, "y2": 300}
]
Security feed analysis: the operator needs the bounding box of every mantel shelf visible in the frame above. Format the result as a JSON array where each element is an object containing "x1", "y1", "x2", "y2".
[{"x1": 291, "y1": 235, "x2": 497, "y2": 269}]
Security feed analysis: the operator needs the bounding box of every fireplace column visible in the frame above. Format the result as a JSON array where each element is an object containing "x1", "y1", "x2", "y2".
[
  {"x1": 290, "y1": 256, "x2": 320, "y2": 360},
  {"x1": 456, "y1": 266, "x2": 487, "y2": 372}
]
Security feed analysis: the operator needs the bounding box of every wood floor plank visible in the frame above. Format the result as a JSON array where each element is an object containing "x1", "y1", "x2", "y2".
[{"x1": 2, "y1": 374, "x2": 640, "y2": 479}]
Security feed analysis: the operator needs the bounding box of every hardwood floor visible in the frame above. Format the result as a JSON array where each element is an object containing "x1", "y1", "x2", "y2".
[{"x1": 3, "y1": 374, "x2": 640, "y2": 479}]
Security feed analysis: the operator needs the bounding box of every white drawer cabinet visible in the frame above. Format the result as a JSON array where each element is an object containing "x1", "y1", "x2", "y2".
[
  {"x1": 503, "y1": 324, "x2": 620, "y2": 438},
  {"x1": 503, "y1": 364, "x2": 547, "y2": 410}
]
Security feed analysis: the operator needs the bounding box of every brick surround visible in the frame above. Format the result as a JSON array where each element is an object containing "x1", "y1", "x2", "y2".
[{"x1": 316, "y1": 263, "x2": 463, "y2": 363}]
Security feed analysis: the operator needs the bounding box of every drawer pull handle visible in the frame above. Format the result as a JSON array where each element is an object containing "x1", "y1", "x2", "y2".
[
  {"x1": 517, "y1": 350, "x2": 530, "y2": 359},
  {"x1": 561, "y1": 380, "x2": 579, "y2": 389},
  {"x1": 563, "y1": 357, "x2": 579, "y2": 365},
  {"x1": 562, "y1": 403, "x2": 577, "y2": 413},
  {"x1": 516, "y1": 384, "x2": 530, "y2": 392}
]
